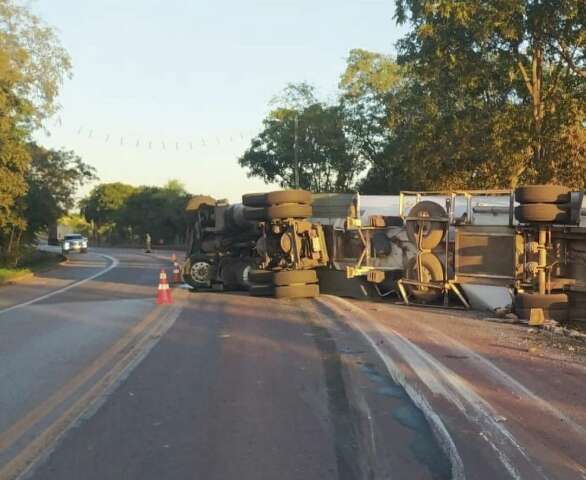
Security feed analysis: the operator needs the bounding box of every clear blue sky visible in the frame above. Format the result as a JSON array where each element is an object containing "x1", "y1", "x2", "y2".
[{"x1": 34, "y1": 0, "x2": 406, "y2": 202}]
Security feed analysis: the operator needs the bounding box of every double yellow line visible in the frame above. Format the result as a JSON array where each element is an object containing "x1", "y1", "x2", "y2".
[{"x1": 0, "y1": 294, "x2": 185, "y2": 480}]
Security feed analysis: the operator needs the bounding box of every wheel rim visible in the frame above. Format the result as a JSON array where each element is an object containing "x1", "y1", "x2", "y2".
[{"x1": 191, "y1": 262, "x2": 210, "y2": 283}]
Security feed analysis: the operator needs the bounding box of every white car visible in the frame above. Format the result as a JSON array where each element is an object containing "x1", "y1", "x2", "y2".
[{"x1": 62, "y1": 234, "x2": 88, "y2": 254}]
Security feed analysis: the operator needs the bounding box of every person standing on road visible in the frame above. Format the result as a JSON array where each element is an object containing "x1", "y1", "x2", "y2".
[{"x1": 145, "y1": 233, "x2": 152, "y2": 253}]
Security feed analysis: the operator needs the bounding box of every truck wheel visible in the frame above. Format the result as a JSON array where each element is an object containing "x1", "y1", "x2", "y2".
[
  {"x1": 273, "y1": 269, "x2": 318, "y2": 286},
  {"x1": 514, "y1": 204, "x2": 571, "y2": 224},
  {"x1": 242, "y1": 193, "x2": 267, "y2": 207},
  {"x1": 183, "y1": 258, "x2": 212, "y2": 289},
  {"x1": 514, "y1": 293, "x2": 569, "y2": 321},
  {"x1": 267, "y1": 203, "x2": 312, "y2": 220},
  {"x1": 404, "y1": 253, "x2": 444, "y2": 303},
  {"x1": 243, "y1": 206, "x2": 269, "y2": 221},
  {"x1": 514, "y1": 185, "x2": 571, "y2": 204},
  {"x1": 248, "y1": 269, "x2": 274, "y2": 284},
  {"x1": 249, "y1": 284, "x2": 275, "y2": 297},
  {"x1": 274, "y1": 283, "x2": 320, "y2": 299},
  {"x1": 266, "y1": 190, "x2": 312, "y2": 206},
  {"x1": 406, "y1": 201, "x2": 447, "y2": 250}
]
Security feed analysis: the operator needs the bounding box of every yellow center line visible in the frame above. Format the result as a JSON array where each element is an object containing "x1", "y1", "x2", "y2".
[
  {"x1": 0, "y1": 303, "x2": 165, "y2": 453},
  {"x1": 0, "y1": 294, "x2": 186, "y2": 480}
]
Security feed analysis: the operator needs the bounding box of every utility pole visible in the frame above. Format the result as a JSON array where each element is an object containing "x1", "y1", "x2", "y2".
[{"x1": 294, "y1": 113, "x2": 299, "y2": 189}]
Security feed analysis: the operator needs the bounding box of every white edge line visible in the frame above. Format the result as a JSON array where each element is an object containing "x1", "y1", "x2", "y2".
[
  {"x1": 0, "y1": 254, "x2": 120, "y2": 316},
  {"x1": 323, "y1": 295, "x2": 551, "y2": 480},
  {"x1": 315, "y1": 296, "x2": 466, "y2": 480}
]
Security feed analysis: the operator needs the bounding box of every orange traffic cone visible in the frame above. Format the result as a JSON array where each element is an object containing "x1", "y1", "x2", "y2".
[
  {"x1": 172, "y1": 262, "x2": 181, "y2": 284},
  {"x1": 156, "y1": 269, "x2": 173, "y2": 304}
]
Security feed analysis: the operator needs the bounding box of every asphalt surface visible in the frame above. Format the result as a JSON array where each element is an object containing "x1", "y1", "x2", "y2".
[{"x1": 0, "y1": 248, "x2": 585, "y2": 480}]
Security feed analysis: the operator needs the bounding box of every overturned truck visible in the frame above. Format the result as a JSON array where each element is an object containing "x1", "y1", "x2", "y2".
[
  {"x1": 182, "y1": 190, "x2": 328, "y2": 298},
  {"x1": 182, "y1": 185, "x2": 586, "y2": 322}
]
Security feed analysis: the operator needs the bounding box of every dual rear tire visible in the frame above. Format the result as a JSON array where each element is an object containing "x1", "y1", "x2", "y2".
[
  {"x1": 242, "y1": 190, "x2": 313, "y2": 221},
  {"x1": 514, "y1": 185, "x2": 573, "y2": 224},
  {"x1": 248, "y1": 269, "x2": 320, "y2": 299}
]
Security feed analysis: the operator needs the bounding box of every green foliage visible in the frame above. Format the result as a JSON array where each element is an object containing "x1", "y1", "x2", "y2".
[
  {"x1": 24, "y1": 144, "x2": 96, "y2": 236},
  {"x1": 82, "y1": 182, "x2": 137, "y2": 228},
  {"x1": 270, "y1": 82, "x2": 318, "y2": 110},
  {"x1": 241, "y1": 3, "x2": 584, "y2": 194},
  {"x1": 81, "y1": 180, "x2": 190, "y2": 245},
  {"x1": 391, "y1": 0, "x2": 586, "y2": 189},
  {"x1": 240, "y1": 84, "x2": 365, "y2": 192},
  {"x1": 339, "y1": 49, "x2": 404, "y2": 192},
  {"x1": 59, "y1": 214, "x2": 92, "y2": 238},
  {"x1": 0, "y1": 0, "x2": 72, "y2": 124},
  {"x1": 121, "y1": 184, "x2": 189, "y2": 244},
  {"x1": 0, "y1": 0, "x2": 72, "y2": 265}
]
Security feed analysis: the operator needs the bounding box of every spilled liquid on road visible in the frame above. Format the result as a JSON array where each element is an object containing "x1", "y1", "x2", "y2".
[{"x1": 361, "y1": 362, "x2": 452, "y2": 480}]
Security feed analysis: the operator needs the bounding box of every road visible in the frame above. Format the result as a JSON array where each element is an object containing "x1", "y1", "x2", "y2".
[{"x1": 0, "y1": 248, "x2": 585, "y2": 479}]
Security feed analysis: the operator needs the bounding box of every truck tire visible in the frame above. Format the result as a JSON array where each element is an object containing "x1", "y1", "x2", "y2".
[
  {"x1": 249, "y1": 284, "x2": 275, "y2": 297},
  {"x1": 404, "y1": 253, "x2": 444, "y2": 303},
  {"x1": 243, "y1": 206, "x2": 268, "y2": 222},
  {"x1": 243, "y1": 190, "x2": 313, "y2": 207},
  {"x1": 182, "y1": 258, "x2": 212, "y2": 289},
  {"x1": 274, "y1": 283, "x2": 320, "y2": 299},
  {"x1": 273, "y1": 269, "x2": 318, "y2": 286},
  {"x1": 242, "y1": 193, "x2": 267, "y2": 207},
  {"x1": 515, "y1": 185, "x2": 571, "y2": 204},
  {"x1": 266, "y1": 190, "x2": 312, "y2": 206},
  {"x1": 514, "y1": 293, "x2": 569, "y2": 321},
  {"x1": 248, "y1": 269, "x2": 274, "y2": 285},
  {"x1": 406, "y1": 201, "x2": 447, "y2": 250},
  {"x1": 267, "y1": 203, "x2": 312, "y2": 220},
  {"x1": 514, "y1": 204, "x2": 571, "y2": 224}
]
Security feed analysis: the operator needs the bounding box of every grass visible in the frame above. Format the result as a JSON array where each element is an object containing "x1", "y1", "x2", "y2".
[
  {"x1": 0, "y1": 267, "x2": 31, "y2": 284},
  {"x1": 0, "y1": 250, "x2": 64, "y2": 285}
]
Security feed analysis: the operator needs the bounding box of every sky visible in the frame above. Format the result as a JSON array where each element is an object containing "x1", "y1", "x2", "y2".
[{"x1": 33, "y1": 0, "x2": 407, "y2": 203}]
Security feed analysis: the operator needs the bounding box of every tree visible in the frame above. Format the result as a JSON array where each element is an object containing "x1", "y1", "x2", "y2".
[
  {"x1": 0, "y1": 0, "x2": 71, "y2": 262},
  {"x1": 338, "y1": 49, "x2": 404, "y2": 193},
  {"x1": 82, "y1": 183, "x2": 137, "y2": 228},
  {"x1": 393, "y1": 0, "x2": 586, "y2": 188},
  {"x1": 270, "y1": 82, "x2": 318, "y2": 110},
  {"x1": 82, "y1": 180, "x2": 190, "y2": 245},
  {"x1": 24, "y1": 144, "x2": 96, "y2": 236},
  {"x1": 81, "y1": 182, "x2": 136, "y2": 242},
  {"x1": 0, "y1": 0, "x2": 72, "y2": 124},
  {"x1": 240, "y1": 84, "x2": 364, "y2": 192},
  {"x1": 119, "y1": 183, "x2": 189, "y2": 244}
]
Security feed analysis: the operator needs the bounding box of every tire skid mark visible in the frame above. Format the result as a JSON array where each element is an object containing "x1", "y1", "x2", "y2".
[
  {"x1": 319, "y1": 295, "x2": 554, "y2": 480},
  {"x1": 315, "y1": 297, "x2": 465, "y2": 480}
]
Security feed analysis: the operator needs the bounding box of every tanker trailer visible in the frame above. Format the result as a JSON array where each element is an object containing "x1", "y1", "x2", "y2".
[{"x1": 182, "y1": 195, "x2": 258, "y2": 290}]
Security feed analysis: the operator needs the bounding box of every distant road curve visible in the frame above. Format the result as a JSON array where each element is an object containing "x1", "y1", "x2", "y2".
[{"x1": 0, "y1": 253, "x2": 119, "y2": 316}]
